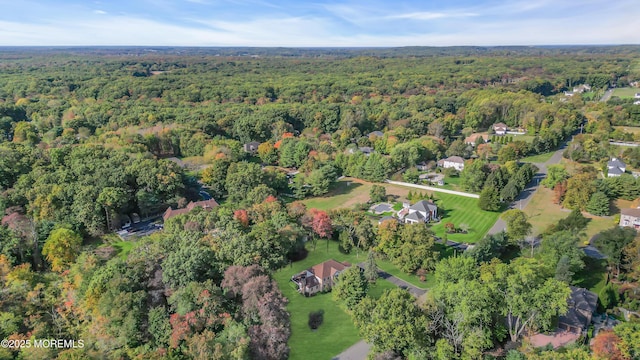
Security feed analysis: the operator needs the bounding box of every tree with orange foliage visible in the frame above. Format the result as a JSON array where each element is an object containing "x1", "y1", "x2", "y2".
[
  {"x1": 591, "y1": 330, "x2": 624, "y2": 360},
  {"x1": 234, "y1": 210, "x2": 249, "y2": 227},
  {"x1": 554, "y1": 180, "x2": 567, "y2": 205}
]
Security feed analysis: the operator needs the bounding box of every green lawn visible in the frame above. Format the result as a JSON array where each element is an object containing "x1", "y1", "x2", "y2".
[
  {"x1": 612, "y1": 87, "x2": 639, "y2": 99},
  {"x1": 273, "y1": 240, "x2": 416, "y2": 360},
  {"x1": 112, "y1": 241, "x2": 135, "y2": 259},
  {"x1": 520, "y1": 151, "x2": 555, "y2": 164},
  {"x1": 429, "y1": 193, "x2": 501, "y2": 243},
  {"x1": 303, "y1": 178, "x2": 499, "y2": 244},
  {"x1": 574, "y1": 257, "x2": 608, "y2": 310}
]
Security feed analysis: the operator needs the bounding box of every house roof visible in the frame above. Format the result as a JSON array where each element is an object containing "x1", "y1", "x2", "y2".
[
  {"x1": 410, "y1": 200, "x2": 437, "y2": 213},
  {"x1": 559, "y1": 287, "x2": 598, "y2": 330},
  {"x1": 493, "y1": 122, "x2": 508, "y2": 130},
  {"x1": 244, "y1": 141, "x2": 260, "y2": 146},
  {"x1": 359, "y1": 146, "x2": 373, "y2": 154},
  {"x1": 608, "y1": 167, "x2": 624, "y2": 175},
  {"x1": 442, "y1": 156, "x2": 465, "y2": 164},
  {"x1": 464, "y1": 133, "x2": 489, "y2": 144},
  {"x1": 405, "y1": 211, "x2": 425, "y2": 221},
  {"x1": 369, "y1": 131, "x2": 384, "y2": 138},
  {"x1": 621, "y1": 208, "x2": 640, "y2": 218},
  {"x1": 163, "y1": 198, "x2": 220, "y2": 221},
  {"x1": 608, "y1": 158, "x2": 626, "y2": 169},
  {"x1": 311, "y1": 259, "x2": 350, "y2": 280}
]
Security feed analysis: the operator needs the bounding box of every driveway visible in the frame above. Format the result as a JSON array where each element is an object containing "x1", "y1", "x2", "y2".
[
  {"x1": 335, "y1": 265, "x2": 428, "y2": 359},
  {"x1": 487, "y1": 138, "x2": 570, "y2": 235},
  {"x1": 385, "y1": 180, "x2": 479, "y2": 198},
  {"x1": 600, "y1": 88, "x2": 614, "y2": 102}
]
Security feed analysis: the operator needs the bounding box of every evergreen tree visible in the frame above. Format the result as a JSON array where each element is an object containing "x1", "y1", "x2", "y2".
[
  {"x1": 364, "y1": 250, "x2": 378, "y2": 283},
  {"x1": 478, "y1": 186, "x2": 501, "y2": 211},
  {"x1": 586, "y1": 191, "x2": 610, "y2": 216}
]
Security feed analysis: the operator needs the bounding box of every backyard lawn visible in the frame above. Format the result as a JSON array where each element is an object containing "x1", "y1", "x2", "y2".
[
  {"x1": 523, "y1": 186, "x2": 617, "y2": 241},
  {"x1": 429, "y1": 193, "x2": 501, "y2": 243},
  {"x1": 273, "y1": 240, "x2": 418, "y2": 360},
  {"x1": 303, "y1": 178, "x2": 500, "y2": 243},
  {"x1": 520, "y1": 151, "x2": 555, "y2": 164},
  {"x1": 612, "y1": 87, "x2": 639, "y2": 99}
]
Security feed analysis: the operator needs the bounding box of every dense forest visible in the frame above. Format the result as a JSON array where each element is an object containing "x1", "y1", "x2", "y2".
[{"x1": 1, "y1": 46, "x2": 640, "y2": 359}]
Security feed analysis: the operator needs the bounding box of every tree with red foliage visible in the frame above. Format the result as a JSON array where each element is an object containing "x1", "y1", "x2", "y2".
[
  {"x1": 234, "y1": 209, "x2": 249, "y2": 227},
  {"x1": 310, "y1": 209, "x2": 332, "y2": 239},
  {"x1": 553, "y1": 180, "x2": 567, "y2": 205},
  {"x1": 591, "y1": 330, "x2": 624, "y2": 360}
]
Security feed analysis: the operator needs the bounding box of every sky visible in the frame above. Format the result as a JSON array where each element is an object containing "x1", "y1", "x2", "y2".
[{"x1": 0, "y1": 0, "x2": 638, "y2": 47}]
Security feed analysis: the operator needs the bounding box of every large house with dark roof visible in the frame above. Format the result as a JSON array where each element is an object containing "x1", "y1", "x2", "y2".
[
  {"x1": 401, "y1": 200, "x2": 438, "y2": 224},
  {"x1": 291, "y1": 259, "x2": 350, "y2": 296},
  {"x1": 607, "y1": 158, "x2": 626, "y2": 177},
  {"x1": 163, "y1": 199, "x2": 220, "y2": 221},
  {"x1": 558, "y1": 286, "x2": 598, "y2": 335},
  {"x1": 620, "y1": 208, "x2": 640, "y2": 229}
]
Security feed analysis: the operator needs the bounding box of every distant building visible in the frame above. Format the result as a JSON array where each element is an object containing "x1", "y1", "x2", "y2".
[
  {"x1": 163, "y1": 199, "x2": 219, "y2": 221},
  {"x1": 493, "y1": 123, "x2": 508, "y2": 135},
  {"x1": 620, "y1": 208, "x2": 640, "y2": 229},
  {"x1": 572, "y1": 84, "x2": 591, "y2": 93},
  {"x1": 402, "y1": 200, "x2": 438, "y2": 224},
  {"x1": 607, "y1": 158, "x2": 626, "y2": 177},
  {"x1": 416, "y1": 162, "x2": 430, "y2": 171},
  {"x1": 464, "y1": 133, "x2": 489, "y2": 146},
  {"x1": 564, "y1": 91, "x2": 575, "y2": 97},
  {"x1": 635, "y1": 93, "x2": 640, "y2": 99},
  {"x1": 369, "y1": 131, "x2": 384, "y2": 138},
  {"x1": 291, "y1": 259, "x2": 350, "y2": 296},
  {"x1": 243, "y1": 141, "x2": 260, "y2": 154},
  {"x1": 437, "y1": 156, "x2": 465, "y2": 171},
  {"x1": 359, "y1": 146, "x2": 374, "y2": 156}
]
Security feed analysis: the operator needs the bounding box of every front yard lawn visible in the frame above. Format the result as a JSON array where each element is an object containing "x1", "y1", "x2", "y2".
[
  {"x1": 520, "y1": 151, "x2": 555, "y2": 164},
  {"x1": 273, "y1": 240, "x2": 414, "y2": 360},
  {"x1": 429, "y1": 193, "x2": 501, "y2": 243},
  {"x1": 303, "y1": 178, "x2": 500, "y2": 244}
]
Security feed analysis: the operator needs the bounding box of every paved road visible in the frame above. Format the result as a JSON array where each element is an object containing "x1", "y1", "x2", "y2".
[
  {"x1": 600, "y1": 88, "x2": 614, "y2": 102},
  {"x1": 385, "y1": 180, "x2": 480, "y2": 198},
  {"x1": 333, "y1": 265, "x2": 427, "y2": 360},
  {"x1": 487, "y1": 140, "x2": 568, "y2": 235}
]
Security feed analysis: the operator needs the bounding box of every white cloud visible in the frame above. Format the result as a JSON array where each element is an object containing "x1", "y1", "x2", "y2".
[
  {"x1": 93, "y1": 10, "x2": 107, "y2": 15},
  {"x1": 385, "y1": 11, "x2": 478, "y2": 20}
]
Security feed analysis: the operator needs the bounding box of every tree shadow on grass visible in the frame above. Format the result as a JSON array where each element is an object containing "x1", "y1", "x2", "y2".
[
  {"x1": 308, "y1": 310, "x2": 324, "y2": 330},
  {"x1": 327, "y1": 181, "x2": 363, "y2": 197}
]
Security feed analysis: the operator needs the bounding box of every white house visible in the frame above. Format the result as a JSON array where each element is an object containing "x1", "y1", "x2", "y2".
[
  {"x1": 403, "y1": 200, "x2": 438, "y2": 224},
  {"x1": 607, "y1": 158, "x2": 626, "y2": 177},
  {"x1": 493, "y1": 123, "x2": 508, "y2": 135},
  {"x1": 635, "y1": 93, "x2": 640, "y2": 99},
  {"x1": 437, "y1": 156, "x2": 465, "y2": 171},
  {"x1": 620, "y1": 208, "x2": 640, "y2": 229}
]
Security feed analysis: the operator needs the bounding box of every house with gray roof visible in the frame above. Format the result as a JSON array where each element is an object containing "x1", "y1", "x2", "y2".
[
  {"x1": 558, "y1": 287, "x2": 598, "y2": 335},
  {"x1": 403, "y1": 200, "x2": 438, "y2": 224},
  {"x1": 620, "y1": 208, "x2": 640, "y2": 229},
  {"x1": 607, "y1": 157, "x2": 626, "y2": 177},
  {"x1": 369, "y1": 131, "x2": 384, "y2": 138}
]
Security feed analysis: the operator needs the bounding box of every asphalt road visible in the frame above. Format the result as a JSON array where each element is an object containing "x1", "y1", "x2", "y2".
[{"x1": 487, "y1": 140, "x2": 568, "y2": 235}]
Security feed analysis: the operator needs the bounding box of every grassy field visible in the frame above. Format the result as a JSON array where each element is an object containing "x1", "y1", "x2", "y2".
[
  {"x1": 523, "y1": 186, "x2": 617, "y2": 241},
  {"x1": 302, "y1": 178, "x2": 410, "y2": 210},
  {"x1": 520, "y1": 151, "x2": 555, "y2": 164},
  {"x1": 575, "y1": 257, "x2": 609, "y2": 309},
  {"x1": 303, "y1": 178, "x2": 499, "y2": 243},
  {"x1": 112, "y1": 241, "x2": 135, "y2": 259},
  {"x1": 273, "y1": 240, "x2": 404, "y2": 360},
  {"x1": 613, "y1": 126, "x2": 640, "y2": 135},
  {"x1": 429, "y1": 193, "x2": 500, "y2": 243},
  {"x1": 612, "y1": 87, "x2": 639, "y2": 99}
]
